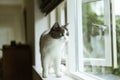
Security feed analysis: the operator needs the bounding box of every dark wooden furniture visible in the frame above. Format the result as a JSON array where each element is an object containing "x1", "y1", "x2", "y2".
[{"x1": 3, "y1": 43, "x2": 32, "y2": 80}]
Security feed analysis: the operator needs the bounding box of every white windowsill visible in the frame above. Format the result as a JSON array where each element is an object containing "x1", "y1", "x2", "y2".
[
  {"x1": 32, "y1": 66, "x2": 75, "y2": 80},
  {"x1": 33, "y1": 66, "x2": 105, "y2": 80},
  {"x1": 67, "y1": 72, "x2": 105, "y2": 80}
]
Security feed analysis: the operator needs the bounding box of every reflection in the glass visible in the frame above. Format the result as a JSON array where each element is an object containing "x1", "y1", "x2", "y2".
[
  {"x1": 82, "y1": 0, "x2": 120, "y2": 79},
  {"x1": 82, "y1": 0, "x2": 105, "y2": 58}
]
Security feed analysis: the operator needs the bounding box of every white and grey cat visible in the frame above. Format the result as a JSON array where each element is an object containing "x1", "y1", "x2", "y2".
[{"x1": 40, "y1": 22, "x2": 69, "y2": 78}]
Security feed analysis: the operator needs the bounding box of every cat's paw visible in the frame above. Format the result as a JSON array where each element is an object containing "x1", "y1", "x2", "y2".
[
  {"x1": 42, "y1": 73, "x2": 48, "y2": 78},
  {"x1": 56, "y1": 72, "x2": 62, "y2": 78}
]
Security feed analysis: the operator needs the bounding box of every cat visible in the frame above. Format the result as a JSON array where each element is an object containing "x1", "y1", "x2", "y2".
[
  {"x1": 40, "y1": 22, "x2": 69, "y2": 78},
  {"x1": 90, "y1": 24, "x2": 106, "y2": 58},
  {"x1": 83, "y1": 24, "x2": 107, "y2": 73},
  {"x1": 84, "y1": 24, "x2": 106, "y2": 58}
]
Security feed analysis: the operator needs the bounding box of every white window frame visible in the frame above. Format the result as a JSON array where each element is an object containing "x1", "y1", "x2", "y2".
[
  {"x1": 81, "y1": 0, "x2": 118, "y2": 68},
  {"x1": 67, "y1": 0, "x2": 118, "y2": 73},
  {"x1": 67, "y1": 0, "x2": 80, "y2": 72},
  {"x1": 79, "y1": 0, "x2": 113, "y2": 69},
  {"x1": 111, "y1": 0, "x2": 118, "y2": 68}
]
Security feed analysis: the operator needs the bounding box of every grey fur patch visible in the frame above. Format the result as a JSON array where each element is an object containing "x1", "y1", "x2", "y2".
[{"x1": 49, "y1": 22, "x2": 69, "y2": 39}]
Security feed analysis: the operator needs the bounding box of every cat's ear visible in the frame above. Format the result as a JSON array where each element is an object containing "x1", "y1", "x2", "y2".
[
  {"x1": 62, "y1": 23, "x2": 69, "y2": 28},
  {"x1": 52, "y1": 22, "x2": 60, "y2": 30}
]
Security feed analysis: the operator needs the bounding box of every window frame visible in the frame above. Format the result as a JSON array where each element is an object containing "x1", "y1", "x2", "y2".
[
  {"x1": 80, "y1": 0, "x2": 116, "y2": 69},
  {"x1": 111, "y1": 0, "x2": 118, "y2": 68},
  {"x1": 81, "y1": 0, "x2": 113, "y2": 67},
  {"x1": 67, "y1": 0, "x2": 118, "y2": 76}
]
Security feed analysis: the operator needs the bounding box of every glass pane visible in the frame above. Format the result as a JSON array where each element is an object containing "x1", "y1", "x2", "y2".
[
  {"x1": 82, "y1": 0, "x2": 105, "y2": 58},
  {"x1": 81, "y1": 0, "x2": 120, "y2": 80}
]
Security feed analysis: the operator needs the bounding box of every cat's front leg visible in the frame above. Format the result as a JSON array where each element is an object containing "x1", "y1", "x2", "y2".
[
  {"x1": 42, "y1": 57, "x2": 49, "y2": 78},
  {"x1": 54, "y1": 58, "x2": 62, "y2": 78},
  {"x1": 42, "y1": 68, "x2": 48, "y2": 78}
]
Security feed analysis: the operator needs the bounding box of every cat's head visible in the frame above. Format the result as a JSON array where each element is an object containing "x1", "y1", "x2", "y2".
[
  {"x1": 49, "y1": 22, "x2": 69, "y2": 41},
  {"x1": 91, "y1": 25, "x2": 106, "y2": 37}
]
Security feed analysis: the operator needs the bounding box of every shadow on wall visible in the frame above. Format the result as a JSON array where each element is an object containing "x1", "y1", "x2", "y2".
[{"x1": 35, "y1": 0, "x2": 46, "y2": 22}]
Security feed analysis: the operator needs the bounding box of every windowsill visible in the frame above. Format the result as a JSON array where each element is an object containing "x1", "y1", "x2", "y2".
[
  {"x1": 66, "y1": 72, "x2": 105, "y2": 80},
  {"x1": 32, "y1": 66, "x2": 104, "y2": 80},
  {"x1": 32, "y1": 66, "x2": 75, "y2": 80}
]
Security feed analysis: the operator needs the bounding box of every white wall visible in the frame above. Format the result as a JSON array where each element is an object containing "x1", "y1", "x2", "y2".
[{"x1": 34, "y1": 0, "x2": 50, "y2": 70}]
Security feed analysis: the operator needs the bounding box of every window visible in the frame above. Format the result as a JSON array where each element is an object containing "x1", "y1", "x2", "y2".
[
  {"x1": 82, "y1": 0, "x2": 112, "y2": 69},
  {"x1": 67, "y1": 0, "x2": 120, "y2": 79}
]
